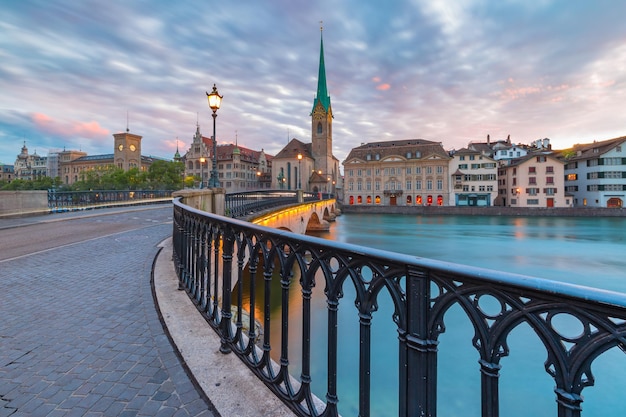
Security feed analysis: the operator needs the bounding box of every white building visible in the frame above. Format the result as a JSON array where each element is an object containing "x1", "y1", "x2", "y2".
[
  {"x1": 449, "y1": 148, "x2": 498, "y2": 206},
  {"x1": 563, "y1": 136, "x2": 626, "y2": 208}
]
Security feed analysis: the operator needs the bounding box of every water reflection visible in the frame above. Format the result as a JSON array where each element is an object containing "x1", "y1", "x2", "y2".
[{"x1": 239, "y1": 213, "x2": 626, "y2": 416}]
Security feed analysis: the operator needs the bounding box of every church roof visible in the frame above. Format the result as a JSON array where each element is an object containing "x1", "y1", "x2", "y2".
[
  {"x1": 344, "y1": 139, "x2": 450, "y2": 162},
  {"x1": 273, "y1": 138, "x2": 312, "y2": 160}
]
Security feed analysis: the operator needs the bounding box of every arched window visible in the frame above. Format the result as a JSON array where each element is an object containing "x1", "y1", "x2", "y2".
[
  {"x1": 317, "y1": 122, "x2": 323, "y2": 134},
  {"x1": 349, "y1": 196, "x2": 354, "y2": 205},
  {"x1": 416, "y1": 195, "x2": 422, "y2": 205},
  {"x1": 406, "y1": 195, "x2": 412, "y2": 204},
  {"x1": 375, "y1": 195, "x2": 381, "y2": 204},
  {"x1": 357, "y1": 196, "x2": 362, "y2": 204},
  {"x1": 367, "y1": 196, "x2": 372, "y2": 204},
  {"x1": 437, "y1": 195, "x2": 444, "y2": 206},
  {"x1": 427, "y1": 195, "x2": 433, "y2": 206}
]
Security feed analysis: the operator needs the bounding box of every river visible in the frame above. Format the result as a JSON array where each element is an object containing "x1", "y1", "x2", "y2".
[{"x1": 246, "y1": 213, "x2": 626, "y2": 416}]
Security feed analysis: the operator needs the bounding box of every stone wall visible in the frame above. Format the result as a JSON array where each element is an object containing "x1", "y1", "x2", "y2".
[
  {"x1": 0, "y1": 191, "x2": 49, "y2": 218},
  {"x1": 340, "y1": 204, "x2": 626, "y2": 217},
  {"x1": 172, "y1": 189, "x2": 225, "y2": 216}
]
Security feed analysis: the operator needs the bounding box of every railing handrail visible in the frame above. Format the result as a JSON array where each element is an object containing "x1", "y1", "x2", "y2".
[{"x1": 172, "y1": 196, "x2": 626, "y2": 416}]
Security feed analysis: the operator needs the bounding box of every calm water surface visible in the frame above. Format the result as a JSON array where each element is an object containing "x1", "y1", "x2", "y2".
[{"x1": 259, "y1": 214, "x2": 626, "y2": 417}]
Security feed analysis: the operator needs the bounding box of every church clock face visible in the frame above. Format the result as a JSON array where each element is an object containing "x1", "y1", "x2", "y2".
[
  {"x1": 129, "y1": 144, "x2": 136, "y2": 152},
  {"x1": 118, "y1": 144, "x2": 124, "y2": 151}
]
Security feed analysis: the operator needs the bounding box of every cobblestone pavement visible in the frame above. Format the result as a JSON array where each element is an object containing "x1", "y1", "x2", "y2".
[{"x1": 0, "y1": 209, "x2": 216, "y2": 417}]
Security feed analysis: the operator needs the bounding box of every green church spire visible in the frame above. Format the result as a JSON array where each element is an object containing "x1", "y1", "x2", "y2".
[{"x1": 311, "y1": 26, "x2": 331, "y2": 113}]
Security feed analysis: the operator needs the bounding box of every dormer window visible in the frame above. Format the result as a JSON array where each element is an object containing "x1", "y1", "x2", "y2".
[
  {"x1": 375, "y1": 153, "x2": 380, "y2": 160},
  {"x1": 366, "y1": 154, "x2": 371, "y2": 161},
  {"x1": 406, "y1": 152, "x2": 412, "y2": 158}
]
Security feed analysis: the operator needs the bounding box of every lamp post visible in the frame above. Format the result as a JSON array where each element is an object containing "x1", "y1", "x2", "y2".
[
  {"x1": 297, "y1": 153, "x2": 303, "y2": 189},
  {"x1": 206, "y1": 84, "x2": 223, "y2": 188},
  {"x1": 199, "y1": 156, "x2": 206, "y2": 188}
]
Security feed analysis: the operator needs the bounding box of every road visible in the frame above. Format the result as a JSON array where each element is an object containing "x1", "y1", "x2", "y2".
[{"x1": 0, "y1": 205, "x2": 216, "y2": 416}]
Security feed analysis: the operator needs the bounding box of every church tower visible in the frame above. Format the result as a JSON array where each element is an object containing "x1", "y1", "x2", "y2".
[{"x1": 311, "y1": 26, "x2": 335, "y2": 180}]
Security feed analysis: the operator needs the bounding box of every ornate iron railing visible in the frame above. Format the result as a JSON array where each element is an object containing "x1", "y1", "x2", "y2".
[
  {"x1": 172, "y1": 197, "x2": 626, "y2": 417},
  {"x1": 48, "y1": 189, "x2": 172, "y2": 211}
]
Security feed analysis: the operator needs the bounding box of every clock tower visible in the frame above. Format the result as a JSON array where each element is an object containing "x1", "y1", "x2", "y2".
[{"x1": 114, "y1": 130, "x2": 142, "y2": 171}]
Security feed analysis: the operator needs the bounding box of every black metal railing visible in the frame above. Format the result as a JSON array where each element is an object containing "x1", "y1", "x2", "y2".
[
  {"x1": 172, "y1": 197, "x2": 626, "y2": 417},
  {"x1": 225, "y1": 190, "x2": 327, "y2": 218},
  {"x1": 48, "y1": 189, "x2": 173, "y2": 211}
]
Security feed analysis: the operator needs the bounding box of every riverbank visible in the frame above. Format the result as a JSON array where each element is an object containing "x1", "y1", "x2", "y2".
[{"x1": 339, "y1": 204, "x2": 626, "y2": 217}]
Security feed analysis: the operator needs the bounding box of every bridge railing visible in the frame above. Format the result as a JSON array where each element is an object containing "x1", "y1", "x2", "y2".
[
  {"x1": 225, "y1": 190, "x2": 322, "y2": 218},
  {"x1": 47, "y1": 189, "x2": 173, "y2": 211},
  {"x1": 172, "y1": 197, "x2": 626, "y2": 417}
]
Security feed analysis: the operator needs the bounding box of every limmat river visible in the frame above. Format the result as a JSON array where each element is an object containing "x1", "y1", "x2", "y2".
[{"x1": 244, "y1": 213, "x2": 626, "y2": 417}]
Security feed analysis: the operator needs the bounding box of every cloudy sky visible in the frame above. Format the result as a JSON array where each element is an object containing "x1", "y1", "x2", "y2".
[{"x1": 2, "y1": 0, "x2": 626, "y2": 168}]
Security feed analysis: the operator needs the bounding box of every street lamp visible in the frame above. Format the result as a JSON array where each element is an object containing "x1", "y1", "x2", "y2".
[
  {"x1": 297, "y1": 153, "x2": 303, "y2": 189},
  {"x1": 206, "y1": 84, "x2": 223, "y2": 188},
  {"x1": 199, "y1": 156, "x2": 206, "y2": 188}
]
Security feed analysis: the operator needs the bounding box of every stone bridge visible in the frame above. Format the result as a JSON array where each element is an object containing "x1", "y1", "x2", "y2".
[{"x1": 248, "y1": 199, "x2": 339, "y2": 233}]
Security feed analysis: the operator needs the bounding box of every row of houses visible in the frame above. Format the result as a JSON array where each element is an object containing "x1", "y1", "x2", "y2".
[{"x1": 342, "y1": 135, "x2": 626, "y2": 209}]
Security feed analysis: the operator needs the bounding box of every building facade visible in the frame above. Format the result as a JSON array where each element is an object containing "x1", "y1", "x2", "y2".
[
  {"x1": 449, "y1": 148, "x2": 498, "y2": 206},
  {"x1": 343, "y1": 139, "x2": 451, "y2": 206},
  {"x1": 13, "y1": 131, "x2": 159, "y2": 186},
  {"x1": 563, "y1": 136, "x2": 626, "y2": 208},
  {"x1": 14, "y1": 142, "x2": 47, "y2": 180},
  {"x1": 182, "y1": 124, "x2": 272, "y2": 192},
  {"x1": 0, "y1": 163, "x2": 14, "y2": 183},
  {"x1": 498, "y1": 153, "x2": 570, "y2": 207}
]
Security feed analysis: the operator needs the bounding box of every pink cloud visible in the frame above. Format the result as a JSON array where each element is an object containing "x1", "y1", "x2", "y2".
[
  {"x1": 31, "y1": 113, "x2": 109, "y2": 138},
  {"x1": 376, "y1": 83, "x2": 391, "y2": 91}
]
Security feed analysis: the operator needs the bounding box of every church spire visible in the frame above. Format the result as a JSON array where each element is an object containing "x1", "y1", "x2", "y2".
[{"x1": 312, "y1": 23, "x2": 331, "y2": 113}]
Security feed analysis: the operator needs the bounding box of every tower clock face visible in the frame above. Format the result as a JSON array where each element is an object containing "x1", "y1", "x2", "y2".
[
  {"x1": 118, "y1": 144, "x2": 124, "y2": 151},
  {"x1": 129, "y1": 144, "x2": 136, "y2": 151}
]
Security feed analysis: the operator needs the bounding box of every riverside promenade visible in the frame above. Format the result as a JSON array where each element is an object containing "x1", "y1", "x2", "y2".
[{"x1": 0, "y1": 205, "x2": 291, "y2": 417}]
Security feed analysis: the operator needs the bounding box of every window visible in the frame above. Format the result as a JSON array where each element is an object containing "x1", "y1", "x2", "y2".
[
  {"x1": 471, "y1": 164, "x2": 480, "y2": 169},
  {"x1": 406, "y1": 167, "x2": 411, "y2": 174},
  {"x1": 567, "y1": 173, "x2": 577, "y2": 181},
  {"x1": 437, "y1": 180, "x2": 443, "y2": 190},
  {"x1": 469, "y1": 155, "x2": 475, "y2": 160},
  {"x1": 406, "y1": 152, "x2": 412, "y2": 159},
  {"x1": 459, "y1": 156, "x2": 465, "y2": 161},
  {"x1": 375, "y1": 181, "x2": 380, "y2": 191},
  {"x1": 528, "y1": 167, "x2": 536, "y2": 174},
  {"x1": 436, "y1": 166, "x2": 443, "y2": 174},
  {"x1": 427, "y1": 180, "x2": 433, "y2": 190},
  {"x1": 357, "y1": 181, "x2": 362, "y2": 191},
  {"x1": 546, "y1": 177, "x2": 554, "y2": 184},
  {"x1": 415, "y1": 167, "x2": 421, "y2": 174},
  {"x1": 527, "y1": 199, "x2": 539, "y2": 205},
  {"x1": 366, "y1": 181, "x2": 372, "y2": 190},
  {"x1": 406, "y1": 180, "x2": 412, "y2": 190},
  {"x1": 529, "y1": 177, "x2": 537, "y2": 185},
  {"x1": 479, "y1": 185, "x2": 485, "y2": 192},
  {"x1": 546, "y1": 166, "x2": 554, "y2": 173},
  {"x1": 317, "y1": 122, "x2": 323, "y2": 134},
  {"x1": 348, "y1": 169, "x2": 354, "y2": 177},
  {"x1": 459, "y1": 164, "x2": 468, "y2": 169},
  {"x1": 426, "y1": 166, "x2": 432, "y2": 174},
  {"x1": 416, "y1": 180, "x2": 422, "y2": 190}
]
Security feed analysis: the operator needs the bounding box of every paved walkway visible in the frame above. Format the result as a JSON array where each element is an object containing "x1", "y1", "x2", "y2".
[{"x1": 0, "y1": 211, "x2": 216, "y2": 417}]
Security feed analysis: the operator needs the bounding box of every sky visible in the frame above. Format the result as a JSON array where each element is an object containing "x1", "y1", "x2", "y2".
[{"x1": 2, "y1": 0, "x2": 626, "y2": 169}]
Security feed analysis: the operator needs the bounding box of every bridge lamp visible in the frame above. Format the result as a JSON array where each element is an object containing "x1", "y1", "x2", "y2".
[
  {"x1": 297, "y1": 153, "x2": 303, "y2": 189},
  {"x1": 199, "y1": 156, "x2": 206, "y2": 188},
  {"x1": 206, "y1": 84, "x2": 223, "y2": 188}
]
